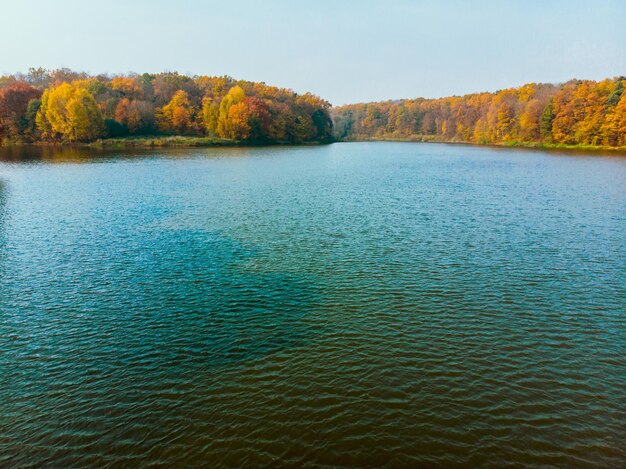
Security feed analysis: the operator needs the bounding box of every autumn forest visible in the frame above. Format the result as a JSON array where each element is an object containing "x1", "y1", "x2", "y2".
[
  {"x1": 0, "y1": 68, "x2": 334, "y2": 145},
  {"x1": 333, "y1": 78, "x2": 626, "y2": 148},
  {"x1": 0, "y1": 68, "x2": 624, "y2": 149}
]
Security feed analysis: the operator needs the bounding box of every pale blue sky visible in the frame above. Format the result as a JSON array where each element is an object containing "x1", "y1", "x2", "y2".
[{"x1": 2, "y1": 0, "x2": 625, "y2": 104}]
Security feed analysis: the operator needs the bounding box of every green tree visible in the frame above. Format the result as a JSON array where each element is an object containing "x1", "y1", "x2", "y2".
[{"x1": 539, "y1": 100, "x2": 555, "y2": 141}]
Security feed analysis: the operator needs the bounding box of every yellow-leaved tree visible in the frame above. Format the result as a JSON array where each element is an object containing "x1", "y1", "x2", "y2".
[
  {"x1": 611, "y1": 92, "x2": 626, "y2": 146},
  {"x1": 518, "y1": 99, "x2": 543, "y2": 141},
  {"x1": 202, "y1": 97, "x2": 220, "y2": 136},
  {"x1": 36, "y1": 82, "x2": 103, "y2": 141},
  {"x1": 599, "y1": 81, "x2": 626, "y2": 146},
  {"x1": 226, "y1": 102, "x2": 251, "y2": 140},
  {"x1": 217, "y1": 86, "x2": 250, "y2": 140}
]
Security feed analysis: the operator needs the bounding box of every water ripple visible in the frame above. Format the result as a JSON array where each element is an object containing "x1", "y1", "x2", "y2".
[{"x1": 1, "y1": 143, "x2": 625, "y2": 467}]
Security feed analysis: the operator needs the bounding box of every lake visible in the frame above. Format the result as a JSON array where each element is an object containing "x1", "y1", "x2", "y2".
[{"x1": 1, "y1": 142, "x2": 624, "y2": 467}]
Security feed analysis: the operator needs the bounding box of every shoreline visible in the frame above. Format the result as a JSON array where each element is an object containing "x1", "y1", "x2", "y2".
[
  {"x1": 2, "y1": 136, "x2": 625, "y2": 154},
  {"x1": 0, "y1": 136, "x2": 334, "y2": 149},
  {"x1": 89, "y1": 136, "x2": 238, "y2": 148},
  {"x1": 338, "y1": 137, "x2": 626, "y2": 154}
]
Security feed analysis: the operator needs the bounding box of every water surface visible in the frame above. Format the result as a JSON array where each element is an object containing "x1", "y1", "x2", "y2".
[{"x1": 1, "y1": 143, "x2": 625, "y2": 467}]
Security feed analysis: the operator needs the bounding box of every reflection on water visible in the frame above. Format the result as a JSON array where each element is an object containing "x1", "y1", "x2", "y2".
[
  {"x1": 0, "y1": 179, "x2": 6, "y2": 270},
  {"x1": 0, "y1": 144, "x2": 112, "y2": 163},
  {"x1": 0, "y1": 142, "x2": 625, "y2": 467},
  {"x1": 0, "y1": 144, "x2": 320, "y2": 164}
]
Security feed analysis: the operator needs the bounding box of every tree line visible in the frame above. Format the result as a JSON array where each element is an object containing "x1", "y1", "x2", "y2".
[
  {"x1": 2, "y1": 70, "x2": 624, "y2": 148},
  {"x1": 332, "y1": 78, "x2": 626, "y2": 147},
  {"x1": 0, "y1": 68, "x2": 334, "y2": 144}
]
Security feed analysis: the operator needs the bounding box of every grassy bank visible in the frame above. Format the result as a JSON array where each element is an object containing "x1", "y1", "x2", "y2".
[
  {"x1": 88, "y1": 135, "x2": 238, "y2": 148},
  {"x1": 0, "y1": 135, "x2": 238, "y2": 148},
  {"x1": 1, "y1": 135, "x2": 335, "y2": 149},
  {"x1": 340, "y1": 135, "x2": 626, "y2": 153},
  {"x1": 3, "y1": 135, "x2": 624, "y2": 153},
  {"x1": 498, "y1": 140, "x2": 626, "y2": 152}
]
